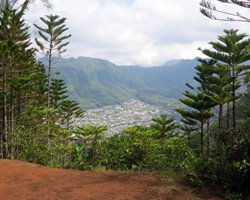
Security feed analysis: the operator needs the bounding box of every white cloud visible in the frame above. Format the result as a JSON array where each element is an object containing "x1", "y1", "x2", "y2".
[{"x1": 26, "y1": 0, "x2": 249, "y2": 66}]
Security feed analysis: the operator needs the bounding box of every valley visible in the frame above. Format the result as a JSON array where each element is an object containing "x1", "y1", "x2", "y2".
[
  {"x1": 1, "y1": 2, "x2": 249, "y2": 199},
  {"x1": 51, "y1": 57, "x2": 196, "y2": 132},
  {"x1": 74, "y1": 99, "x2": 166, "y2": 134}
]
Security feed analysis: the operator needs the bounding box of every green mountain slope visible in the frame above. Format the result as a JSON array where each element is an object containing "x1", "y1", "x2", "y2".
[{"x1": 48, "y1": 57, "x2": 198, "y2": 108}]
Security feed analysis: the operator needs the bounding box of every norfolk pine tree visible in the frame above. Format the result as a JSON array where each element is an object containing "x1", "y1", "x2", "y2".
[
  {"x1": 50, "y1": 73, "x2": 68, "y2": 109},
  {"x1": 34, "y1": 14, "x2": 71, "y2": 108},
  {"x1": 200, "y1": 0, "x2": 250, "y2": 22},
  {"x1": 0, "y1": 0, "x2": 36, "y2": 158},
  {"x1": 200, "y1": 29, "x2": 250, "y2": 130},
  {"x1": 150, "y1": 114, "x2": 176, "y2": 139},
  {"x1": 193, "y1": 59, "x2": 217, "y2": 151},
  {"x1": 178, "y1": 59, "x2": 217, "y2": 152},
  {"x1": 59, "y1": 100, "x2": 84, "y2": 130},
  {"x1": 176, "y1": 91, "x2": 214, "y2": 154}
]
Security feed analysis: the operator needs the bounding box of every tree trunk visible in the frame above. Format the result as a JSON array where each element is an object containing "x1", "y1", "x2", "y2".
[
  {"x1": 219, "y1": 104, "x2": 223, "y2": 129},
  {"x1": 10, "y1": 65, "x2": 14, "y2": 132},
  {"x1": 47, "y1": 38, "x2": 53, "y2": 108},
  {"x1": 2, "y1": 62, "x2": 8, "y2": 158},
  {"x1": 47, "y1": 39, "x2": 53, "y2": 144},
  {"x1": 227, "y1": 102, "x2": 230, "y2": 129},
  {"x1": 232, "y1": 64, "x2": 236, "y2": 131},
  {"x1": 207, "y1": 119, "x2": 210, "y2": 154},
  {"x1": 217, "y1": 104, "x2": 223, "y2": 153},
  {"x1": 9, "y1": 64, "x2": 15, "y2": 157},
  {"x1": 17, "y1": 86, "x2": 21, "y2": 121},
  {"x1": 187, "y1": 131, "x2": 190, "y2": 146},
  {"x1": 201, "y1": 121, "x2": 204, "y2": 154}
]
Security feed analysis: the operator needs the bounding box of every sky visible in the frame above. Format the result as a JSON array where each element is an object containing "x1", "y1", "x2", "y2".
[{"x1": 26, "y1": 0, "x2": 250, "y2": 66}]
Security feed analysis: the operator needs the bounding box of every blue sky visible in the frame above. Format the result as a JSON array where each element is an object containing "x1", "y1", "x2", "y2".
[{"x1": 26, "y1": 0, "x2": 249, "y2": 66}]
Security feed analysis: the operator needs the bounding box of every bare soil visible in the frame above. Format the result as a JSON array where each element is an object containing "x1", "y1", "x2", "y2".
[{"x1": 0, "y1": 160, "x2": 223, "y2": 200}]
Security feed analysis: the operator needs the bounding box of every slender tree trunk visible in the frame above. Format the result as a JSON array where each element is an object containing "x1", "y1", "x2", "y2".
[
  {"x1": 187, "y1": 131, "x2": 190, "y2": 146},
  {"x1": 207, "y1": 119, "x2": 210, "y2": 154},
  {"x1": 219, "y1": 105, "x2": 223, "y2": 129},
  {"x1": 47, "y1": 58, "x2": 51, "y2": 108},
  {"x1": 67, "y1": 118, "x2": 70, "y2": 130},
  {"x1": 47, "y1": 38, "x2": 53, "y2": 108},
  {"x1": 92, "y1": 133, "x2": 98, "y2": 166},
  {"x1": 47, "y1": 39, "x2": 53, "y2": 144},
  {"x1": 227, "y1": 102, "x2": 230, "y2": 129},
  {"x1": 17, "y1": 86, "x2": 21, "y2": 121},
  {"x1": 2, "y1": 62, "x2": 8, "y2": 158},
  {"x1": 232, "y1": 65, "x2": 236, "y2": 131},
  {"x1": 9, "y1": 65, "x2": 15, "y2": 157},
  {"x1": 201, "y1": 122, "x2": 204, "y2": 154},
  {"x1": 217, "y1": 104, "x2": 223, "y2": 153},
  {"x1": 10, "y1": 65, "x2": 14, "y2": 133},
  {"x1": 16, "y1": 71, "x2": 22, "y2": 121}
]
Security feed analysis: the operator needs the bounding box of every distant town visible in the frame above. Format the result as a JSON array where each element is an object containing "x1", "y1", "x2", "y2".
[{"x1": 74, "y1": 99, "x2": 173, "y2": 134}]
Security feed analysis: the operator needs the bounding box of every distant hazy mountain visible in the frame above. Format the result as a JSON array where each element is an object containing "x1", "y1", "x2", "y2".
[{"x1": 47, "y1": 57, "x2": 198, "y2": 109}]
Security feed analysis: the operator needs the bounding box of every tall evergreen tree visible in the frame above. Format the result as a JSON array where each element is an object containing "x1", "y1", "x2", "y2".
[
  {"x1": 50, "y1": 73, "x2": 68, "y2": 108},
  {"x1": 203, "y1": 63, "x2": 232, "y2": 129},
  {"x1": 200, "y1": 29, "x2": 250, "y2": 130},
  {"x1": 183, "y1": 59, "x2": 218, "y2": 151},
  {"x1": 34, "y1": 14, "x2": 71, "y2": 108},
  {"x1": 176, "y1": 91, "x2": 214, "y2": 154},
  {"x1": 0, "y1": 41, "x2": 9, "y2": 158},
  {"x1": 0, "y1": 0, "x2": 36, "y2": 158},
  {"x1": 28, "y1": 62, "x2": 47, "y2": 107}
]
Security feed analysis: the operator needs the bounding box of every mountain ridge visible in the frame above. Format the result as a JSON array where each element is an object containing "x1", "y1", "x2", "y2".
[{"x1": 43, "y1": 56, "x2": 198, "y2": 109}]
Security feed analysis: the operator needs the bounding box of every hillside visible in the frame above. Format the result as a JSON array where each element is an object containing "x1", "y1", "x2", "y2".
[
  {"x1": 0, "y1": 160, "x2": 223, "y2": 200},
  {"x1": 48, "y1": 57, "x2": 198, "y2": 108}
]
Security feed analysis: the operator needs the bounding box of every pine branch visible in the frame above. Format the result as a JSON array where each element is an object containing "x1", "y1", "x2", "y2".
[{"x1": 200, "y1": 0, "x2": 250, "y2": 22}]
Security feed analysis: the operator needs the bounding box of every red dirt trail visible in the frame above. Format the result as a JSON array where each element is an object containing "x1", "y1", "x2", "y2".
[{"x1": 0, "y1": 160, "x2": 223, "y2": 200}]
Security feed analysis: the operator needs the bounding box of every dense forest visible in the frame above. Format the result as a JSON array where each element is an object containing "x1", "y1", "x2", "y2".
[{"x1": 0, "y1": 0, "x2": 249, "y2": 200}]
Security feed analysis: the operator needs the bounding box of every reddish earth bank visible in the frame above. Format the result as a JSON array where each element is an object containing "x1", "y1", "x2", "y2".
[{"x1": 0, "y1": 160, "x2": 223, "y2": 200}]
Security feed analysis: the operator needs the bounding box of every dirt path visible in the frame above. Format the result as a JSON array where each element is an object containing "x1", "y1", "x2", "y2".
[{"x1": 0, "y1": 160, "x2": 223, "y2": 200}]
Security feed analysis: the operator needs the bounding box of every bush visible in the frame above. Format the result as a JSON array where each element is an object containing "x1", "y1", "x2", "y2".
[
  {"x1": 10, "y1": 126, "x2": 53, "y2": 165},
  {"x1": 100, "y1": 134, "x2": 132, "y2": 170}
]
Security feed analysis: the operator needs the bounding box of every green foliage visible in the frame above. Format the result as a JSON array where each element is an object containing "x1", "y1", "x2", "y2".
[
  {"x1": 67, "y1": 143, "x2": 91, "y2": 170},
  {"x1": 0, "y1": 1, "x2": 37, "y2": 158},
  {"x1": 34, "y1": 14, "x2": 71, "y2": 108},
  {"x1": 59, "y1": 100, "x2": 84, "y2": 129},
  {"x1": 100, "y1": 124, "x2": 194, "y2": 174},
  {"x1": 30, "y1": 62, "x2": 48, "y2": 106},
  {"x1": 188, "y1": 155, "x2": 250, "y2": 197},
  {"x1": 161, "y1": 137, "x2": 195, "y2": 172},
  {"x1": 175, "y1": 30, "x2": 250, "y2": 198},
  {"x1": 237, "y1": 87, "x2": 250, "y2": 134},
  {"x1": 101, "y1": 134, "x2": 132, "y2": 170},
  {"x1": 150, "y1": 114, "x2": 176, "y2": 139},
  {"x1": 34, "y1": 15, "x2": 71, "y2": 56},
  {"x1": 51, "y1": 76, "x2": 68, "y2": 108},
  {"x1": 10, "y1": 120, "x2": 57, "y2": 165},
  {"x1": 73, "y1": 125, "x2": 108, "y2": 167},
  {"x1": 200, "y1": 29, "x2": 250, "y2": 130},
  {"x1": 176, "y1": 91, "x2": 214, "y2": 153}
]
